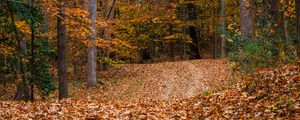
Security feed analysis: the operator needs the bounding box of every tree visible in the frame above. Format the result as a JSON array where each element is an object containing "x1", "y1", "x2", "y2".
[
  {"x1": 283, "y1": 0, "x2": 290, "y2": 41},
  {"x1": 221, "y1": 0, "x2": 227, "y2": 58},
  {"x1": 239, "y1": 0, "x2": 254, "y2": 62},
  {"x1": 57, "y1": 0, "x2": 68, "y2": 100},
  {"x1": 87, "y1": 0, "x2": 97, "y2": 87},
  {"x1": 3, "y1": 0, "x2": 56, "y2": 101},
  {"x1": 29, "y1": 0, "x2": 35, "y2": 102},
  {"x1": 6, "y1": 0, "x2": 32, "y2": 101},
  {"x1": 239, "y1": 0, "x2": 254, "y2": 39},
  {"x1": 100, "y1": 0, "x2": 116, "y2": 70},
  {"x1": 296, "y1": 0, "x2": 300, "y2": 57}
]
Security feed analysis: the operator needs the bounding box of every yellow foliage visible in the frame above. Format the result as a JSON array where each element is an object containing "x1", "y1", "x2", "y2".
[
  {"x1": 96, "y1": 38, "x2": 110, "y2": 48},
  {"x1": 112, "y1": 38, "x2": 134, "y2": 49},
  {"x1": 0, "y1": 43, "x2": 15, "y2": 55},
  {"x1": 15, "y1": 21, "x2": 31, "y2": 35}
]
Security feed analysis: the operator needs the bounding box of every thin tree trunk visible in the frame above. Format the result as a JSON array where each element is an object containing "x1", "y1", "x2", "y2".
[
  {"x1": 168, "y1": 24, "x2": 175, "y2": 61},
  {"x1": 150, "y1": 38, "x2": 154, "y2": 61},
  {"x1": 296, "y1": 0, "x2": 300, "y2": 57},
  {"x1": 87, "y1": 0, "x2": 98, "y2": 87},
  {"x1": 213, "y1": 4, "x2": 218, "y2": 59},
  {"x1": 30, "y1": 24, "x2": 35, "y2": 102},
  {"x1": 100, "y1": 0, "x2": 116, "y2": 70},
  {"x1": 4, "y1": 55, "x2": 7, "y2": 68},
  {"x1": 284, "y1": 0, "x2": 290, "y2": 42},
  {"x1": 183, "y1": 41, "x2": 186, "y2": 59},
  {"x1": 28, "y1": 0, "x2": 35, "y2": 102},
  {"x1": 221, "y1": 0, "x2": 227, "y2": 58},
  {"x1": 181, "y1": 29, "x2": 186, "y2": 60},
  {"x1": 170, "y1": 41, "x2": 175, "y2": 61},
  {"x1": 57, "y1": 0, "x2": 68, "y2": 100},
  {"x1": 195, "y1": 27, "x2": 202, "y2": 59}
]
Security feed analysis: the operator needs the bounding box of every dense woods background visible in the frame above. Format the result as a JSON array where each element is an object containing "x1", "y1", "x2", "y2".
[{"x1": 0, "y1": 0, "x2": 299, "y2": 119}]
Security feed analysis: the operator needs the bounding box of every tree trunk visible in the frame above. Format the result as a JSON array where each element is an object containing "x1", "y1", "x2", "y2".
[
  {"x1": 14, "y1": 81, "x2": 31, "y2": 101},
  {"x1": 57, "y1": 0, "x2": 68, "y2": 100},
  {"x1": 181, "y1": 29, "x2": 186, "y2": 60},
  {"x1": 283, "y1": 0, "x2": 290, "y2": 41},
  {"x1": 266, "y1": 0, "x2": 288, "y2": 60},
  {"x1": 87, "y1": 0, "x2": 97, "y2": 87},
  {"x1": 239, "y1": 0, "x2": 254, "y2": 61},
  {"x1": 30, "y1": 23, "x2": 35, "y2": 102},
  {"x1": 239, "y1": 0, "x2": 254, "y2": 39},
  {"x1": 15, "y1": 40, "x2": 30, "y2": 101},
  {"x1": 213, "y1": 3, "x2": 218, "y2": 59},
  {"x1": 168, "y1": 24, "x2": 175, "y2": 61},
  {"x1": 221, "y1": 0, "x2": 227, "y2": 58},
  {"x1": 296, "y1": 0, "x2": 300, "y2": 57},
  {"x1": 28, "y1": 0, "x2": 36, "y2": 102},
  {"x1": 284, "y1": 16, "x2": 289, "y2": 41},
  {"x1": 100, "y1": 0, "x2": 116, "y2": 70},
  {"x1": 195, "y1": 27, "x2": 202, "y2": 59},
  {"x1": 170, "y1": 40, "x2": 175, "y2": 61},
  {"x1": 6, "y1": 0, "x2": 31, "y2": 101}
]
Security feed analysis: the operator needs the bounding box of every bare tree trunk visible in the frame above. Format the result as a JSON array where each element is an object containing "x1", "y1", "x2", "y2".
[
  {"x1": 221, "y1": 0, "x2": 227, "y2": 58},
  {"x1": 296, "y1": 0, "x2": 300, "y2": 57},
  {"x1": 239, "y1": 0, "x2": 254, "y2": 61},
  {"x1": 182, "y1": 41, "x2": 186, "y2": 59},
  {"x1": 170, "y1": 41, "x2": 175, "y2": 61},
  {"x1": 87, "y1": 0, "x2": 97, "y2": 87},
  {"x1": 283, "y1": 0, "x2": 290, "y2": 41},
  {"x1": 4, "y1": 55, "x2": 7, "y2": 68},
  {"x1": 30, "y1": 28, "x2": 35, "y2": 101},
  {"x1": 239, "y1": 0, "x2": 254, "y2": 39},
  {"x1": 15, "y1": 39, "x2": 30, "y2": 101},
  {"x1": 29, "y1": 1, "x2": 35, "y2": 102},
  {"x1": 284, "y1": 17, "x2": 289, "y2": 41},
  {"x1": 14, "y1": 40, "x2": 31, "y2": 101},
  {"x1": 213, "y1": 4, "x2": 218, "y2": 59},
  {"x1": 168, "y1": 24, "x2": 175, "y2": 61},
  {"x1": 57, "y1": 0, "x2": 68, "y2": 100},
  {"x1": 195, "y1": 27, "x2": 202, "y2": 59},
  {"x1": 14, "y1": 81, "x2": 31, "y2": 101},
  {"x1": 26, "y1": 0, "x2": 35, "y2": 102},
  {"x1": 150, "y1": 38, "x2": 154, "y2": 61},
  {"x1": 181, "y1": 29, "x2": 186, "y2": 60},
  {"x1": 183, "y1": 39, "x2": 186, "y2": 60}
]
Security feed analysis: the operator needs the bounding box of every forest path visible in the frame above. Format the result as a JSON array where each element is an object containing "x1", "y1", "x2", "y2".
[{"x1": 99, "y1": 59, "x2": 232, "y2": 101}]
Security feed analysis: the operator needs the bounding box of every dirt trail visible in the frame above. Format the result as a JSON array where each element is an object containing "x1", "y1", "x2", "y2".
[{"x1": 99, "y1": 59, "x2": 231, "y2": 101}]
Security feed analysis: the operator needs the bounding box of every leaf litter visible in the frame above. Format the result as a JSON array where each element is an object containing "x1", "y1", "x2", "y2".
[{"x1": 0, "y1": 60, "x2": 299, "y2": 119}]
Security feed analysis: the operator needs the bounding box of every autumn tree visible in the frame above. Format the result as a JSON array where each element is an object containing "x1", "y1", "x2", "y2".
[
  {"x1": 87, "y1": 0, "x2": 97, "y2": 87},
  {"x1": 57, "y1": 0, "x2": 68, "y2": 100},
  {"x1": 296, "y1": 0, "x2": 300, "y2": 56},
  {"x1": 5, "y1": 0, "x2": 31, "y2": 101},
  {"x1": 0, "y1": 0, "x2": 55, "y2": 101},
  {"x1": 99, "y1": 0, "x2": 116, "y2": 70},
  {"x1": 221, "y1": 0, "x2": 227, "y2": 57},
  {"x1": 239, "y1": 0, "x2": 253, "y2": 39},
  {"x1": 238, "y1": 0, "x2": 254, "y2": 62}
]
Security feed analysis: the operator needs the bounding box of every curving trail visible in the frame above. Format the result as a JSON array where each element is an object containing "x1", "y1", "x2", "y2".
[{"x1": 99, "y1": 59, "x2": 232, "y2": 101}]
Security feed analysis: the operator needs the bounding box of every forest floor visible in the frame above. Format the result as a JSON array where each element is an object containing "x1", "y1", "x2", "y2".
[
  {"x1": 0, "y1": 59, "x2": 299, "y2": 119},
  {"x1": 96, "y1": 59, "x2": 232, "y2": 101}
]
